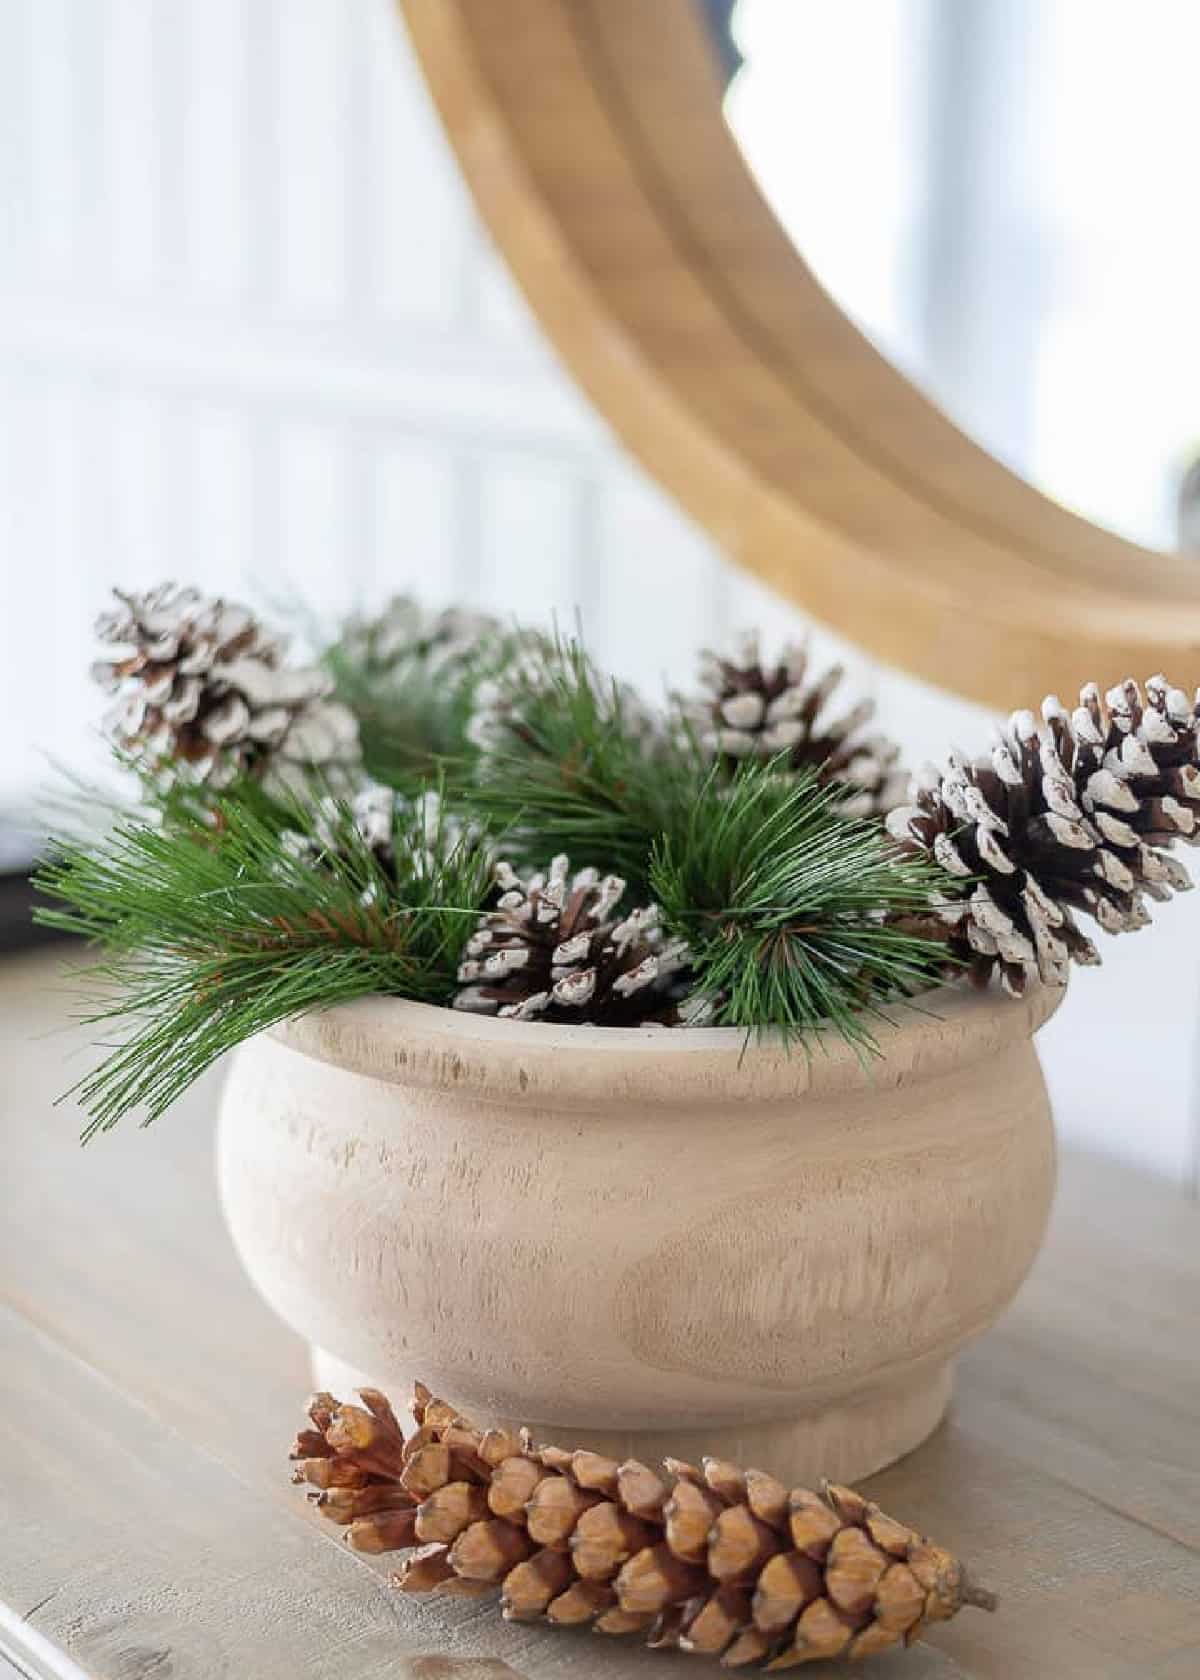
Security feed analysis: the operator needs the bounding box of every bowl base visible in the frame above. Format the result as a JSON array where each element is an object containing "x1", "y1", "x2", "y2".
[{"x1": 309, "y1": 1345, "x2": 953, "y2": 1487}]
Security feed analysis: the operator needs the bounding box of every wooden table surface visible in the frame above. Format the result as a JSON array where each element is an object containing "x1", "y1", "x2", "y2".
[{"x1": 2, "y1": 950, "x2": 1198, "y2": 1679}]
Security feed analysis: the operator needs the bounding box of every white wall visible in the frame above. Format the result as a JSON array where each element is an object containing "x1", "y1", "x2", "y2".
[{"x1": 0, "y1": 0, "x2": 1196, "y2": 1188}]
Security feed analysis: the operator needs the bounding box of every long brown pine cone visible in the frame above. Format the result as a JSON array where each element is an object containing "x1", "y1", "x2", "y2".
[{"x1": 291, "y1": 1383, "x2": 996, "y2": 1668}]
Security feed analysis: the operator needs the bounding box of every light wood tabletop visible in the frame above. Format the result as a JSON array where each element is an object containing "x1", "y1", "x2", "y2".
[{"x1": 2, "y1": 950, "x2": 1198, "y2": 1679}]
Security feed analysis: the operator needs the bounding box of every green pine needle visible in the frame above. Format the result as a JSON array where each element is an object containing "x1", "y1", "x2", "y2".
[
  {"x1": 34, "y1": 785, "x2": 493, "y2": 1137},
  {"x1": 462, "y1": 637, "x2": 706, "y2": 893},
  {"x1": 323, "y1": 641, "x2": 477, "y2": 789},
  {"x1": 321, "y1": 616, "x2": 529, "y2": 791},
  {"x1": 649, "y1": 765, "x2": 955, "y2": 1051}
]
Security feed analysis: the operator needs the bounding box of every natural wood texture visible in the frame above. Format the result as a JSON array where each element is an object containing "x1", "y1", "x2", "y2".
[
  {"x1": 396, "y1": 0, "x2": 1200, "y2": 708},
  {"x1": 3, "y1": 950, "x2": 1199, "y2": 1676},
  {"x1": 218, "y1": 985, "x2": 1061, "y2": 1486}
]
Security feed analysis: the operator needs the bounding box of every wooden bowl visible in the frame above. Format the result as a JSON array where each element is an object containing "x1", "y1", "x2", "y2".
[{"x1": 217, "y1": 983, "x2": 1061, "y2": 1483}]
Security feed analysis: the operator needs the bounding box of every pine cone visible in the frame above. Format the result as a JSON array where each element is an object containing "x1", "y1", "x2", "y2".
[
  {"x1": 886, "y1": 676, "x2": 1199, "y2": 996},
  {"x1": 683, "y1": 634, "x2": 908, "y2": 818},
  {"x1": 453, "y1": 856, "x2": 698, "y2": 1024},
  {"x1": 467, "y1": 644, "x2": 661, "y2": 758},
  {"x1": 338, "y1": 596, "x2": 501, "y2": 679},
  {"x1": 292, "y1": 1383, "x2": 997, "y2": 1668},
  {"x1": 93, "y1": 584, "x2": 360, "y2": 793},
  {"x1": 280, "y1": 785, "x2": 481, "y2": 890}
]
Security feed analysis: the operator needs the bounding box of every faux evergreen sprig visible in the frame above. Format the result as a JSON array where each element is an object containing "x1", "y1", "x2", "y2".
[
  {"x1": 649, "y1": 766, "x2": 953, "y2": 1049},
  {"x1": 460, "y1": 639, "x2": 951, "y2": 1044},
  {"x1": 35, "y1": 781, "x2": 493, "y2": 1136},
  {"x1": 463, "y1": 635, "x2": 701, "y2": 896},
  {"x1": 322, "y1": 596, "x2": 506, "y2": 787}
]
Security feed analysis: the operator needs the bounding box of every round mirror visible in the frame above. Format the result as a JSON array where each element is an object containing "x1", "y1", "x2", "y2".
[
  {"x1": 720, "y1": 0, "x2": 1200, "y2": 551},
  {"x1": 401, "y1": 0, "x2": 1200, "y2": 706}
]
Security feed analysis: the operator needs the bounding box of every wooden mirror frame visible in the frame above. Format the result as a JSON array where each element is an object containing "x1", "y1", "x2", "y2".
[{"x1": 400, "y1": 0, "x2": 1200, "y2": 708}]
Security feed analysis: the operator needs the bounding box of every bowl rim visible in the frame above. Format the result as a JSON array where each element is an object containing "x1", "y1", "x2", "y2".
[{"x1": 262, "y1": 981, "x2": 1063, "y2": 1107}]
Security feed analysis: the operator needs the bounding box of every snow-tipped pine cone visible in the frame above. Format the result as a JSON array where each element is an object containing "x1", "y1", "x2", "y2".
[
  {"x1": 93, "y1": 583, "x2": 359, "y2": 794},
  {"x1": 887, "y1": 675, "x2": 1200, "y2": 995},
  {"x1": 467, "y1": 645, "x2": 661, "y2": 758},
  {"x1": 453, "y1": 856, "x2": 704, "y2": 1025},
  {"x1": 280, "y1": 784, "x2": 483, "y2": 895},
  {"x1": 683, "y1": 634, "x2": 908, "y2": 817},
  {"x1": 337, "y1": 596, "x2": 501, "y2": 680}
]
